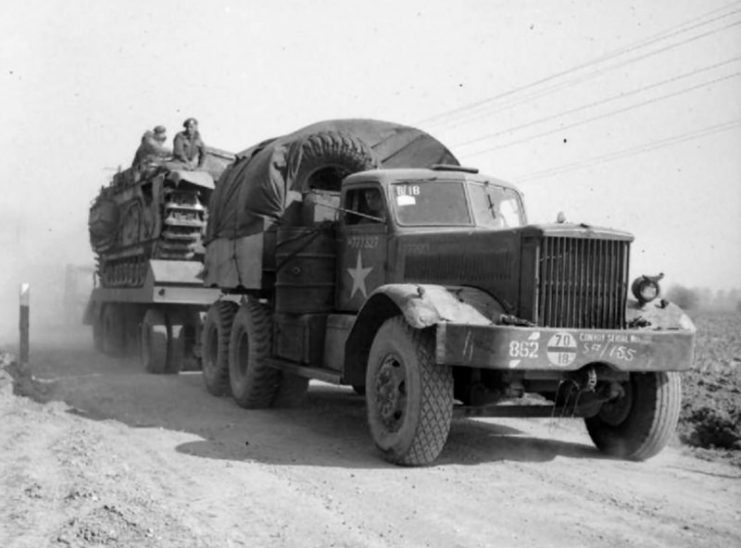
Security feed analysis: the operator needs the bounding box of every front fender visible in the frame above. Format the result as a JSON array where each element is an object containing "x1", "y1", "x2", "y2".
[
  {"x1": 342, "y1": 284, "x2": 503, "y2": 385},
  {"x1": 367, "y1": 284, "x2": 502, "y2": 329}
]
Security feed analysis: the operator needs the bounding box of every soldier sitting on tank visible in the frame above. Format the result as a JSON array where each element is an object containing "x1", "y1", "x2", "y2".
[
  {"x1": 132, "y1": 125, "x2": 172, "y2": 174},
  {"x1": 173, "y1": 117, "x2": 206, "y2": 170}
]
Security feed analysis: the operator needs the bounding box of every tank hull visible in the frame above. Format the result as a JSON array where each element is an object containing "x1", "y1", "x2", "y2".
[{"x1": 89, "y1": 158, "x2": 232, "y2": 288}]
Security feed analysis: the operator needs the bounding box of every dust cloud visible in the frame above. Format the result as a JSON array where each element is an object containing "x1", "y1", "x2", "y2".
[{"x1": 2, "y1": 209, "x2": 93, "y2": 348}]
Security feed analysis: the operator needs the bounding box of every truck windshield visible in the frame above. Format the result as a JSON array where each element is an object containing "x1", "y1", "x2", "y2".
[
  {"x1": 468, "y1": 182, "x2": 525, "y2": 228},
  {"x1": 391, "y1": 181, "x2": 471, "y2": 225}
]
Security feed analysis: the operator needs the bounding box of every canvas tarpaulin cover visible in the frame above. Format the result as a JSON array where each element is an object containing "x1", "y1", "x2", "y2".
[{"x1": 202, "y1": 119, "x2": 458, "y2": 289}]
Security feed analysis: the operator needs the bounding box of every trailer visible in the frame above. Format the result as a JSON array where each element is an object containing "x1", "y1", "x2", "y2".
[
  {"x1": 84, "y1": 259, "x2": 220, "y2": 373},
  {"x1": 84, "y1": 144, "x2": 234, "y2": 373}
]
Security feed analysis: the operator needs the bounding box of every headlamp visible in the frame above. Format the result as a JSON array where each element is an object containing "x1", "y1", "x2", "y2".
[{"x1": 631, "y1": 273, "x2": 664, "y2": 305}]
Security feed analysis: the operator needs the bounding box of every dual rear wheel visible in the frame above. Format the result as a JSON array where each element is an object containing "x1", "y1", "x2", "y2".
[{"x1": 200, "y1": 298, "x2": 308, "y2": 407}]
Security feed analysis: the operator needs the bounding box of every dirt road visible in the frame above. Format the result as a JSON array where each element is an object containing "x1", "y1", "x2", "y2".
[{"x1": 1, "y1": 325, "x2": 739, "y2": 548}]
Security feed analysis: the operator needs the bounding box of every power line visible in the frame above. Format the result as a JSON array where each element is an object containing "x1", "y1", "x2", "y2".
[
  {"x1": 431, "y1": 17, "x2": 741, "y2": 131},
  {"x1": 453, "y1": 56, "x2": 741, "y2": 149},
  {"x1": 418, "y1": 2, "x2": 741, "y2": 128},
  {"x1": 463, "y1": 71, "x2": 741, "y2": 156},
  {"x1": 420, "y1": 1, "x2": 741, "y2": 126},
  {"x1": 511, "y1": 118, "x2": 741, "y2": 183}
]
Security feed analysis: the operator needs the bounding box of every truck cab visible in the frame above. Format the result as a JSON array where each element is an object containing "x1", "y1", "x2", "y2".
[{"x1": 336, "y1": 166, "x2": 526, "y2": 312}]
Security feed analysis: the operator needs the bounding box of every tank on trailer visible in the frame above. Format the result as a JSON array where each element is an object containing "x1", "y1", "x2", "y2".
[{"x1": 85, "y1": 147, "x2": 235, "y2": 373}]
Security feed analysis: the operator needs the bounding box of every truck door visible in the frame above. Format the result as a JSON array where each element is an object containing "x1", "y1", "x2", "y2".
[{"x1": 336, "y1": 186, "x2": 388, "y2": 312}]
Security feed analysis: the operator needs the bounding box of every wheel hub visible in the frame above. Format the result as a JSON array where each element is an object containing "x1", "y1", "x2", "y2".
[{"x1": 375, "y1": 354, "x2": 406, "y2": 432}]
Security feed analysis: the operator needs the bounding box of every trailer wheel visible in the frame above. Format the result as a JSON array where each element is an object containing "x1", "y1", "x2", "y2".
[
  {"x1": 228, "y1": 299, "x2": 280, "y2": 408},
  {"x1": 201, "y1": 301, "x2": 238, "y2": 396},
  {"x1": 140, "y1": 308, "x2": 174, "y2": 374},
  {"x1": 170, "y1": 310, "x2": 201, "y2": 372},
  {"x1": 585, "y1": 371, "x2": 681, "y2": 461},
  {"x1": 365, "y1": 317, "x2": 453, "y2": 466},
  {"x1": 101, "y1": 304, "x2": 125, "y2": 356},
  {"x1": 272, "y1": 373, "x2": 309, "y2": 408}
]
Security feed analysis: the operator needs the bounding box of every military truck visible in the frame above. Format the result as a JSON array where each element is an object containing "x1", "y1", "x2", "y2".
[{"x1": 200, "y1": 119, "x2": 696, "y2": 466}]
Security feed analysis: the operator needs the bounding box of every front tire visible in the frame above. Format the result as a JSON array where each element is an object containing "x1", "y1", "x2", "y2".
[
  {"x1": 228, "y1": 299, "x2": 280, "y2": 408},
  {"x1": 585, "y1": 371, "x2": 681, "y2": 461},
  {"x1": 366, "y1": 317, "x2": 453, "y2": 466}
]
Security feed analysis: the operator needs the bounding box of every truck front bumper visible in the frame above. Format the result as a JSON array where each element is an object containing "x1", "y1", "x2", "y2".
[{"x1": 435, "y1": 323, "x2": 695, "y2": 372}]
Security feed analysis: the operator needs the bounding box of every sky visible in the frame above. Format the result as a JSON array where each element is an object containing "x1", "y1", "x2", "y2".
[{"x1": 1, "y1": 0, "x2": 740, "y2": 322}]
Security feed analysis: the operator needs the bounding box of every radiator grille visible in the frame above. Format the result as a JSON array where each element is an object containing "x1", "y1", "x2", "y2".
[{"x1": 538, "y1": 237, "x2": 629, "y2": 329}]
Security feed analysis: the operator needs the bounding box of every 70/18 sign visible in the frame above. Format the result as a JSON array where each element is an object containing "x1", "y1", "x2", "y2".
[{"x1": 546, "y1": 332, "x2": 577, "y2": 366}]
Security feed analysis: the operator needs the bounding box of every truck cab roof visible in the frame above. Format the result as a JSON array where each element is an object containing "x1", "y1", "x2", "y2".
[{"x1": 343, "y1": 166, "x2": 520, "y2": 193}]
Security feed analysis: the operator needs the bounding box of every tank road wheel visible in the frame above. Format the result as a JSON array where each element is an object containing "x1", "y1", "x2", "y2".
[
  {"x1": 585, "y1": 371, "x2": 682, "y2": 461},
  {"x1": 201, "y1": 301, "x2": 238, "y2": 396},
  {"x1": 228, "y1": 299, "x2": 280, "y2": 409},
  {"x1": 101, "y1": 304, "x2": 126, "y2": 356},
  {"x1": 140, "y1": 308, "x2": 179, "y2": 374},
  {"x1": 365, "y1": 317, "x2": 453, "y2": 466}
]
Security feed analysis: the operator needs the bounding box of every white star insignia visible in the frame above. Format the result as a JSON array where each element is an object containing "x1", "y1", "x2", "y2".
[{"x1": 347, "y1": 251, "x2": 373, "y2": 299}]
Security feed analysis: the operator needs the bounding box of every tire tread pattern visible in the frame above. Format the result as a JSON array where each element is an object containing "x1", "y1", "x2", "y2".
[
  {"x1": 229, "y1": 299, "x2": 280, "y2": 408},
  {"x1": 586, "y1": 371, "x2": 682, "y2": 461},
  {"x1": 369, "y1": 317, "x2": 453, "y2": 466},
  {"x1": 289, "y1": 131, "x2": 378, "y2": 191},
  {"x1": 400, "y1": 320, "x2": 453, "y2": 466}
]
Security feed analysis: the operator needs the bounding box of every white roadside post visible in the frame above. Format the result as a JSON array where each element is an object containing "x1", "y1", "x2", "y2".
[{"x1": 19, "y1": 283, "x2": 30, "y2": 365}]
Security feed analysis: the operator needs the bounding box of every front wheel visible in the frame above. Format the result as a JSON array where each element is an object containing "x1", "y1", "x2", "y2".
[
  {"x1": 585, "y1": 371, "x2": 681, "y2": 461},
  {"x1": 365, "y1": 317, "x2": 453, "y2": 466}
]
